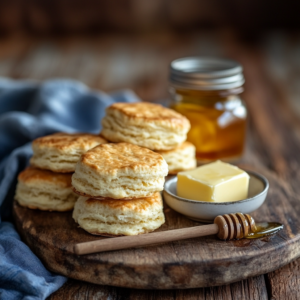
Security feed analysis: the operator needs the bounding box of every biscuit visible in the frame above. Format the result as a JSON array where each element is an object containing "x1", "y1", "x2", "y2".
[
  {"x1": 101, "y1": 102, "x2": 190, "y2": 150},
  {"x1": 72, "y1": 193, "x2": 165, "y2": 236},
  {"x1": 15, "y1": 166, "x2": 78, "y2": 211},
  {"x1": 30, "y1": 133, "x2": 107, "y2": 173},
  {"x1": 156, "y1": 141, "x2": 197, "y2": 175},
  {"x1": 72, "y1": 143, "x2": 168, "y2": 199}
]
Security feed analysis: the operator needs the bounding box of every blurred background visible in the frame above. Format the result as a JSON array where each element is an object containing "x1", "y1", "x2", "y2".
[
  {"x1": 1, "y1": 0, "x2": 300, "y2": 35},
  {"x1": 0, "y1": 0, "x2": 299, "y2": 113}
]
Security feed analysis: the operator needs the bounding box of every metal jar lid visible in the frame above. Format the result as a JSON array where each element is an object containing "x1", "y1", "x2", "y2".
[{"x1": 169, "y1": 57, "x2": 244, "y2": 90}]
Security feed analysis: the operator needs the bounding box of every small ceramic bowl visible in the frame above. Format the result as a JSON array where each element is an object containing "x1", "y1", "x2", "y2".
[{"x1": 163, "y1": 170, "x2": 269, "y2": 223}]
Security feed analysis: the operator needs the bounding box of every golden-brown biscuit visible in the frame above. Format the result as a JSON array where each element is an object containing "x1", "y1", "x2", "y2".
[
  {"x1": 30, "y1": 132, "x2": 107, "y2": 172},
  {"x1": 101, "y1": 102, "x2": 190, "y2": 150},
  {"x1": 72, "y1": 143, "x2": 168, "y2": 199},
  {"x1": 156, "y1": 141, "x2": 197, "y2": 175},
  {"x1": 72, "y1": 193, "x2": 165, "y2": 236},
  {"x1": 15, "y1": 166, "x2": 78, "y2": 211}
]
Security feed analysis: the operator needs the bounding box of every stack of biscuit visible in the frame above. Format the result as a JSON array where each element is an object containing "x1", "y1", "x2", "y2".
[
  {"x1": 15, "y1": 102, "x2": 195, "y2": 238},
  {"x1": 72, "y1": 143, "x2": 168, "y2": 236},
  {"x1": 101, "y1": 102, "x2": 197, "y2": 174},
  {"x1": 15, "y1": 133, "x2": 107, "y2": 211}
]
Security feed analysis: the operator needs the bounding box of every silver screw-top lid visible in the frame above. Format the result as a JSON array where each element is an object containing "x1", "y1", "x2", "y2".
[{"x1": 169, "y1": 57, "x2": 244, "y2": 90}]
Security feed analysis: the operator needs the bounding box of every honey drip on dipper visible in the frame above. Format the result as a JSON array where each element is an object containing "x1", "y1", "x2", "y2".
[{"x1": 214, "y1": 213, "x2": 283, "y2": 240}]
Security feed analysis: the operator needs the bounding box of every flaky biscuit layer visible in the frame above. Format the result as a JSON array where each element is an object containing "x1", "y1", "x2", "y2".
[
  {"x1": 156, "y1": 141, "x2": 197, "y2": 174},
  {"x1": 30, "y1": 133, "x2": 107, "y2": 172},
  {"x1": 72, "y1": 143, "x2": 168, "y2": 199},
  {"x1": 72, "y1": 193, "x2": 165, "y2": 236},
  {"x1": 15, "y1": 166, "x2": 78, "y2": 211},
  {"x1": 101, "y1": 103, "x2": 190, "y2": 150}
]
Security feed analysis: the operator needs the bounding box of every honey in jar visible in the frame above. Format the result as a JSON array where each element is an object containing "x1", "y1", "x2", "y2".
[{"x1": 169, "y1": 57, "x2": 247, "y2": 162}]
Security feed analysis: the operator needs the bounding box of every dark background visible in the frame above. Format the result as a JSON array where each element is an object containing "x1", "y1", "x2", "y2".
[
  {"x1": 0, "y1": 0, "x2": 300, "y2": 36},
  {"x1": 0, "y1": 0, "x2": 299, "y2": 108}
]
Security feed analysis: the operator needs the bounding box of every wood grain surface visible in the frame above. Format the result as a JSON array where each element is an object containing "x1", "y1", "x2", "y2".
[
  {"x1": 48, "y1": 277, "x2": 268, "y2": 300},
  {"x1": 2, "y1": 30, "x2": 300, "y2": 298},
  {"x1": 13, "y1": 163, "x2": 299, "y2": 289}
]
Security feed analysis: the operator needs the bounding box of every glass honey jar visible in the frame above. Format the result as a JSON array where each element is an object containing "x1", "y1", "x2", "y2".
[{"x1": 169, "y1": 57, "x2": 247, "y2": 162}]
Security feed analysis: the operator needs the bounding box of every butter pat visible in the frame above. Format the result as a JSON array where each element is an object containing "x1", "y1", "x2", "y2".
[{"x1": 177, "y1": 161, "x2": 249, "y2": 202}]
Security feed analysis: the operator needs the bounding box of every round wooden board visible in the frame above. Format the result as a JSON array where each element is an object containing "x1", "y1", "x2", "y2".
[{"x1": 13, "y1": 166, "x2": 300, "y2": 289}]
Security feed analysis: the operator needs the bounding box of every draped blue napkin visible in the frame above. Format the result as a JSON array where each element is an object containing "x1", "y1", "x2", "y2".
[{"x1": 0, "y1": 78, "x2": 139, "y2": 299}]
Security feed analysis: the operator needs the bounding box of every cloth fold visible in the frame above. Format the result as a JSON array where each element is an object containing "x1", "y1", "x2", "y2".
[{"x1": 0, "y1": 78, "x2": 138, "y2": 299}]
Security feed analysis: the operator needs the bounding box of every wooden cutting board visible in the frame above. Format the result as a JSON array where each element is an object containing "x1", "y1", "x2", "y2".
[{"x1": 13, "y1": 166, "x2": 300, "y2": 289}]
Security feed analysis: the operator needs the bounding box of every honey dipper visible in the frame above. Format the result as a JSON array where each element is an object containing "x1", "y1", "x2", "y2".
[{"x1": 70, "y1": 213, "x2": 283, "y2": 255}]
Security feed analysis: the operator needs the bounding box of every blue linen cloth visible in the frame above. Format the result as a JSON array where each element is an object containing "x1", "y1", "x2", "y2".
[{"x1": 0, "y1": 78, "x2": 139, "y2": 300}]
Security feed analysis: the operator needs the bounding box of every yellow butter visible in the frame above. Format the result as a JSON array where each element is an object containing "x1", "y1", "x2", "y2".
[{"x1": 177, "y1": 161, "x2": 249, "y2": 202}]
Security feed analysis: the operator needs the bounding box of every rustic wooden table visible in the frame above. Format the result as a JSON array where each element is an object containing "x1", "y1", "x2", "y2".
[{"x1": 1, "y1": 30, "x2": 300, "y2": 299}]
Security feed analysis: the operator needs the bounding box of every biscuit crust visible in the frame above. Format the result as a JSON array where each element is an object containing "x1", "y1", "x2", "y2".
[
  {"x1": 81, "y1": 143, "x2": 167, "y2": 177},
  {"x1": 85, "y1": 192, "x2": 162, "y2": 211},
  {"x1": 107, "y1": 102, "x2": 190, "y2": 126},
  {"x1": 32, "y1": 132, "x2": 107, "y2": 151},
  {"x1": 18, "y1": 166, "x2": 72, "y2": 187},
  {"x1": 30, "y1": 132, "x2": 107, "y2": 172}
]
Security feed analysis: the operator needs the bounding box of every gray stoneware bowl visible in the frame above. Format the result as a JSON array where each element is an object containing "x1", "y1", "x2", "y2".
[{"x1": 163, "y1": 170, "x2": 269, "y2": 223}]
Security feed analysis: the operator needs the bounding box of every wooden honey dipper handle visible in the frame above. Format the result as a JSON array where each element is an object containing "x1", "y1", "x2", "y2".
[
  {"x1": 71, "y1": 213, "x2": 256, "y2": 255},
  {"x1": 71, "y1": 224, "x2": 219, "y2": 255}
]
